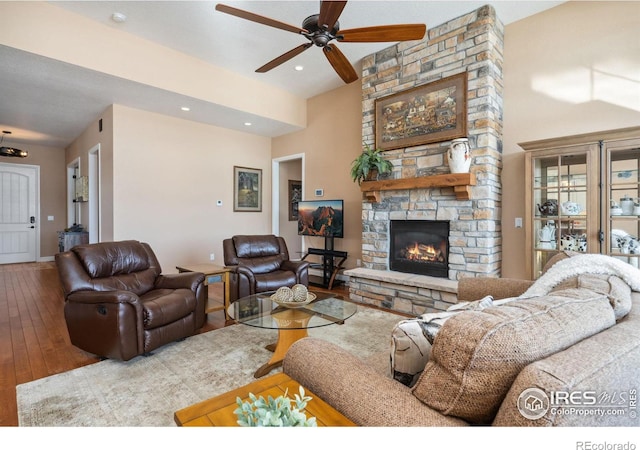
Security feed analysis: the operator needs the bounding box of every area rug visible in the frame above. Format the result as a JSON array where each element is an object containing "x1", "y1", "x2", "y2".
[{"x1": 16, "y1": 306, "x2": 402, "y2": 426}]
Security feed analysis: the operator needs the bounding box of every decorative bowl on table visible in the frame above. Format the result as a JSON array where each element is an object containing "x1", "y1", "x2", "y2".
[{"x1": 270, "y1": 285, "x2": 316, "y2": 308}]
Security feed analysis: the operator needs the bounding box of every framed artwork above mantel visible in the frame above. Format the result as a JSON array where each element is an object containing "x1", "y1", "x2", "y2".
[{"x1": 374, "y1": 72, "x2": 468, "y2": 151}]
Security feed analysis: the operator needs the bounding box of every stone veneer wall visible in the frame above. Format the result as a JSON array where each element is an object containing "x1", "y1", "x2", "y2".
[{"x1": 350, "y1": 6, "x2": 505, "y2": 314}]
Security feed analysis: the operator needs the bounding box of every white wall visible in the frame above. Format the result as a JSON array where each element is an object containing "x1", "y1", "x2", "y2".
[{"x1": 111, "y1": 105, "x2": 273, "y2": 272}]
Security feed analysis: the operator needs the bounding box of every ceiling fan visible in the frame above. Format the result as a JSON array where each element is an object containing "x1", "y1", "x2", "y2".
[{"x1": 215, "y1": 1, "x2": 426, "y2": 84}]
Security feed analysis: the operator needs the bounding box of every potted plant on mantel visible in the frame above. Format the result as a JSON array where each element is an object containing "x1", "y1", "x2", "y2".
[{"x1": 350, "y1": 143, "x2": 394, "y2": 185}]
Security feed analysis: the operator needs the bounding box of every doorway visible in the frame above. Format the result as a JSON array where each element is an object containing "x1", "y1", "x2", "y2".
[
  {"x1": 88, "y1": 144, "x2": 100, "y2": 243},
  {"x1": 272, "y1": 154, "x2": 304, "y2": 258},
  {"x1": 67, "y1": 158, "x2": 81, "y2": 227},
  {"x1": 0, "y1": 162, "x2": 39, "y2": 263}
]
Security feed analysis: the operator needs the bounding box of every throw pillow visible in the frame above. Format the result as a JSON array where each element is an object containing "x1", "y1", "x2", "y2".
[
  {"x1": 390, "y1": 296, "x2": 494, "y2": 387},
  {"x1": 411, "y1": 289, "x2": 616, "y2": 424}
]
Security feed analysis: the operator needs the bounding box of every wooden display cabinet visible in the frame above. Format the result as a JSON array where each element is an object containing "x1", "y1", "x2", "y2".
[{"x1": 521, "y1": 127, "x2": 640, "y2": 279}]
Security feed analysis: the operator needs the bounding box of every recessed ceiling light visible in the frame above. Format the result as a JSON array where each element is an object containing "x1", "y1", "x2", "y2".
[
  {"x1": 244, "y1": 122, "x2": 252, "y2": 126},
  {"x1": 294, "y1": 65, "x2": 304, "y2": 71},
  {"x1": 181, "y1": 106, "x2": 191, "y2": 112},
  {"x1": 111, "y1": 12, "x2": 127, "y2": 23}
]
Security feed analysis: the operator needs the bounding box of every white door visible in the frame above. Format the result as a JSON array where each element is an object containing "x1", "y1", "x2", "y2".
[{"x1": 0, "y1": 163, "x2": 38, "y2": 264}]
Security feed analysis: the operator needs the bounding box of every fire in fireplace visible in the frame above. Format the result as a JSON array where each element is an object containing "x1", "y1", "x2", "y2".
[
  {"x1": 402, "y1": 241, "x2": 446, "y2": 263},
  {"x1": 389, "y1": 220, "x2": 450, "y2": 278}
]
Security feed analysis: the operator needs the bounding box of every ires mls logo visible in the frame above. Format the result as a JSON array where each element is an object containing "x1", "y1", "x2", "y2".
[{"x1": 517, "y1": 387, "x2": 638, "y2": 421}]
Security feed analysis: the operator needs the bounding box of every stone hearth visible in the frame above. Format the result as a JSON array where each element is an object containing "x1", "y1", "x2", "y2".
[{"x1": 345, "y1": 268, "x2": 457, "y2": 314}]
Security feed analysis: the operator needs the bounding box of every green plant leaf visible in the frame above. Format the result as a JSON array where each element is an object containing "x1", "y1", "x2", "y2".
[
  {"x1": 350, "y1": 143, "x2": 393, "y2": 184},
  {"x1": 235, "y1": 390, "x2": 318, "y2": 427}
]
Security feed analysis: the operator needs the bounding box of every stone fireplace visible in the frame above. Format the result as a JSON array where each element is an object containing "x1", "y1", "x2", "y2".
[{"x1": 346, "y1": 5, "x2": 504, "y2": 315}]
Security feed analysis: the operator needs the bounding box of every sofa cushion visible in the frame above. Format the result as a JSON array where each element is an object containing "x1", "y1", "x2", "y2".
[
  {"x1": 493, "y1": 294, "x2": 640, "y2": 426},
  {"x1": 254, "y1": 270, "x2": 297, "y2": 291},
  {"x1": 233, "y1": 235, "x2": 280, "y2": 258},
  {"x1": 73, "y1": 240, "x2": 151, "y2": 278},
  {"x1": 390, "y1": 296, "x2": 494, "y2": 387},
  {"x1": 141, "y1": 288, "x2": 197, "y2": 329},
  {"x1": 412, "y1": 288, "x2": 617, "y2": 424}
]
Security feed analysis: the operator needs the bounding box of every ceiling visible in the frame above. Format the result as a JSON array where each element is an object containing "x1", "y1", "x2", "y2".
[{"x1": 0, "y1": 1, "x2": 564, "y2": 149}]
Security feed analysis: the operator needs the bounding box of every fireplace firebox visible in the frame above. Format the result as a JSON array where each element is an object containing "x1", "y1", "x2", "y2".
[{"x1": 389, "y1": 220, "x2": 449, "y2": 278}]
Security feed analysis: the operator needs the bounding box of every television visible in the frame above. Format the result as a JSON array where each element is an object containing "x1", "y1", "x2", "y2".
[{"x1": 297, "y1": 199, "x2": 344, "y2": 238}]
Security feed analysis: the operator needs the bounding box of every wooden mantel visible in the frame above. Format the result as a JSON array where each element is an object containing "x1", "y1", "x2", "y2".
[{"x1": 360, "y1": 173, "x2": 476, "y2": 202}]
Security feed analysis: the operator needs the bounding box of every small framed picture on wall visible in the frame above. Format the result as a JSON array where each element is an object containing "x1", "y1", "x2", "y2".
[{"x1": 233, "y1": 166, "x2": 262, "y2": 212}]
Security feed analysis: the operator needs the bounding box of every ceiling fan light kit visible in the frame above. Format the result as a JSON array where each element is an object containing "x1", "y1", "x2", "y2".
[
  {"x1": 0, "y1": 131, "x2": 28, "y2": 158},
  {"x1": 215, "y1": 1, "x2": 426, "y2": 84}
]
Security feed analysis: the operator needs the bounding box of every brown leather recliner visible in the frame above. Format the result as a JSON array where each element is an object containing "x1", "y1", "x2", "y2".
[
  {"x1": 223, "y1": 235, "x2": 309, "y2": 302},
  {"x1": 55, "y1": 240, "x2": 206, "y2": 361}
]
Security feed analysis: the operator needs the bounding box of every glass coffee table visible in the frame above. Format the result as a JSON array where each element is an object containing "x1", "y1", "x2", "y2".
[{"x1": 228, "y1": 291, "x2": 357, "y2": 378}]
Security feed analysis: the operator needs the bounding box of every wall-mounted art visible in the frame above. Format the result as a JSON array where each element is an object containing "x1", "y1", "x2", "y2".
[
  {"x1": 74, "y1": 175, "x2": 89, "y2": 202},
  {"x1": 375, "y1": 72, "x2": 467, "y2": 151},
  {"x1": 288, "y1": 180, "x2": 302, "y2": 221},
  {"x1": 233, "y1": 166, "x2": 262, "y2": 212}
]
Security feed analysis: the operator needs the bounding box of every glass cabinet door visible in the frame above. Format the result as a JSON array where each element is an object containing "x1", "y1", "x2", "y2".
[
  {"x1": 605, "y1": 140, "x2": 640, "y2": 268},
  {"x1": 527, "y1": 144, "x2": 598, "y2": 278},
  {"x1": 531, "y1": 155, "x2": 560, "y2": 274}
]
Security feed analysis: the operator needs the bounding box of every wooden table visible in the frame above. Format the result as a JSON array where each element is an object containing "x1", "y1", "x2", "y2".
[
  {"x1": 176, "y1": 263, "x2": 232, "y2": 321},
  {"x1": 174, "y1": 372, "x2": 355, "y2": 427}
]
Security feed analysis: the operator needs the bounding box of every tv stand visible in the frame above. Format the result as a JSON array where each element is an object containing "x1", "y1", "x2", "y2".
[{"x1": 301, "y1": 238, "x2": 347, "y2": 290}]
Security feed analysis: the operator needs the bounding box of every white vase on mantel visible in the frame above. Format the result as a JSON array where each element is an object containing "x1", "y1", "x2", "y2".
[{"x1": 447, "y1": 138, "x2": 471, "y2": 174}]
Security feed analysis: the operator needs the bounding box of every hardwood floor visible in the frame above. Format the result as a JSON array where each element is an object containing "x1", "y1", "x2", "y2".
[{"x1": 0, "y1": 262, "x2": 351, "y2": 427}]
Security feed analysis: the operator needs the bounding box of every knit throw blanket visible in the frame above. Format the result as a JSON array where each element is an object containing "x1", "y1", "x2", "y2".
[{"x1": 520, "y1": 253, "x2": 640, "y2": 299}]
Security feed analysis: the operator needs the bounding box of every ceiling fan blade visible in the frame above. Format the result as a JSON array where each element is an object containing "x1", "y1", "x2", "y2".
[
  {"x1": 339, "y1": 24, "x2": 426, "y2": 43},
  {"x1": 318, "y1": 1, "x2": 347, "y2": 30},
  {"x1": 215, "y1": 4, "x2": 307, "y2": 34},
  {"x1": 323, "y1": 44, "x2": 358, "y2": 84},
  {"x1": 256, "y1": 43, "x2": 313, "y2": 73}
]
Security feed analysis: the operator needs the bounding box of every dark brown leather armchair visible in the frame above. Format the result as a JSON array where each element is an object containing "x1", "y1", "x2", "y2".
[
  {"x1": 223, "y1": 235, "x2": 309, "y2": 302},
  {"x1": 55, "y1": 240, "x2": 206, "y2": 361}
]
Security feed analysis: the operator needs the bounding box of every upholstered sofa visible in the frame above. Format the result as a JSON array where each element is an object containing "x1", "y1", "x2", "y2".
[
  {"x1": 56, "y1": 240, "x2": 207, "y2": 361},
  {"x1": 223, "y1": 234, "x2": 309, "y2": 302},
  {"x1": 283, "y1": 252, "x2": 640, "y2": 426}
]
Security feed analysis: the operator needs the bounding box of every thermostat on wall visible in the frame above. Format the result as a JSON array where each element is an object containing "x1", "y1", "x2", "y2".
[{"x1": 314, "y1": 189, "x2": 324, "y2": 197}]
